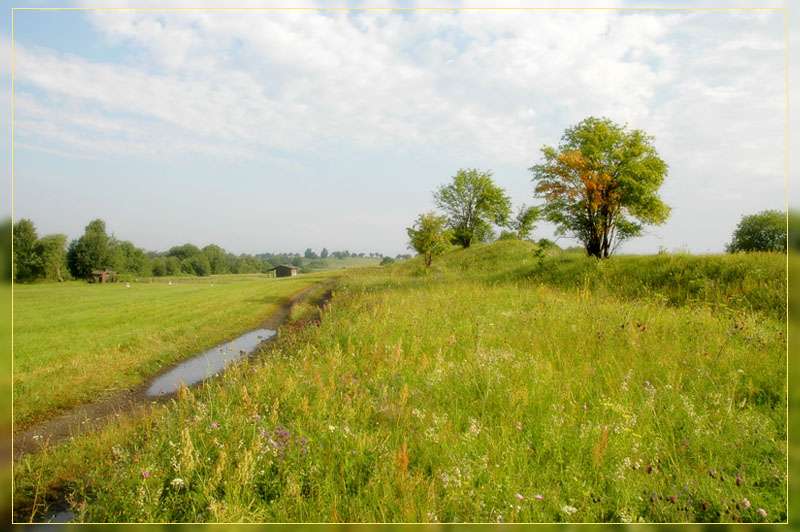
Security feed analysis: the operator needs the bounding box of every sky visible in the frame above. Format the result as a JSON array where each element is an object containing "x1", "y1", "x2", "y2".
[{"x1": 2, "y1": 1, "x2": 796, "y2": 257}]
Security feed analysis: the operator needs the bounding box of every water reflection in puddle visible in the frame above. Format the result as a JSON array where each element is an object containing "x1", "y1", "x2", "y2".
[{"x1": 146, "y1": 328, "x2": 276, "y2": 397}]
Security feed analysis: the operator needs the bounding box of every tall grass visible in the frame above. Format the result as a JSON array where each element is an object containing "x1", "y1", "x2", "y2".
[
  {"x1": 419, "y1": 240, "x2": 785, "y2": 320},
  {"x1": 13, "y1": 243, "x2": 786, "y2": 523}
]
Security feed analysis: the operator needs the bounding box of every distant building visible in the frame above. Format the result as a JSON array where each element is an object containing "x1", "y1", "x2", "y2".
[
  {"x1": 268, "y1": 264, "x2": 298, "y2": 278},
  {"x1": 91, "y1": 269, "x2": 118, "y2": 284}
]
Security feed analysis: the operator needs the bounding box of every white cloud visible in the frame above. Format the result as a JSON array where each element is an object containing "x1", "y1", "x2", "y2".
[{"x1": 8, "y1": 5, "x2": 791, "y2": 252}]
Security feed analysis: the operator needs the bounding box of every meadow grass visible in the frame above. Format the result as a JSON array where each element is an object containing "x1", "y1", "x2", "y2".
[
  {"x1": 12, "y1": 243, "x2": 786, "y2": 523},
  {"x1": 13, "y1": 272, "x2": 337, "y2": 428}
]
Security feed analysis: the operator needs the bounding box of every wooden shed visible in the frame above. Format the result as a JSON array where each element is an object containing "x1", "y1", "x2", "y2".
[
  {"x1": 269, "y1": 264, "x2": 298, "y2": 278},
  {"x1": 91, "y1": 269, "x2": 118, "y2": 284}
]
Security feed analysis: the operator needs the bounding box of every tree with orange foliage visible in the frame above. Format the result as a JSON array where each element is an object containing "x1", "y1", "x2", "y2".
[{"x1": 530, "y1": 117, "x2": 670, "y2": 258}]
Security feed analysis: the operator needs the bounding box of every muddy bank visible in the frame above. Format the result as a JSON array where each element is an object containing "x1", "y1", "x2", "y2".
[{"x1": 13, "y1": 281, "x2": 334, "y2": 460}]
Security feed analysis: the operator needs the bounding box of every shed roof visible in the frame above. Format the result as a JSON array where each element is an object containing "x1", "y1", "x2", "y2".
[{"x1": 267, "y1": 264, "x2": 298, "y2": 271}]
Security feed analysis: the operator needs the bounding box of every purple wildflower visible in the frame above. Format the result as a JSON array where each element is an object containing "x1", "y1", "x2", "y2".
[
  {"x1": 515, "y1": 493, "x2": 524, "y2": 500},
  {"x1": 141, "y1": 471, "x2": 150, "y2": 479},
  {"x1": 210, "y1": 422, "x2": 218, "y2": 429},
  {"x1": 644, "y1": 380, "x2": 651, "y2": 387},
  {"x1": 757, "y1": 508, "x2": 767, "y2": 518},
  {"x1": 534, "y1": 494, "x2": 543, "y2": 500}
]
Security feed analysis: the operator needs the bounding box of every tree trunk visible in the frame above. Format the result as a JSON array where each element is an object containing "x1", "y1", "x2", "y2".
[{"x1": 56, "y1": 266, "x2": 63, "y2": 283}]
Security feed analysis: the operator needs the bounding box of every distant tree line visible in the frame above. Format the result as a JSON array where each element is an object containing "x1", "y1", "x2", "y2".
[{"x1": 11, "y1": 218, "x2": 400, "y2": 283}]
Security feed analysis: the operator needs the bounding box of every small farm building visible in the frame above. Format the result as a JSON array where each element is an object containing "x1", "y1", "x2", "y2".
[
  {"x1": 92, "y1": 269, "x2": 118, "y2": 283},
  {"x1": 270, "y1": 264, "x2": 298, "y2": 278}
]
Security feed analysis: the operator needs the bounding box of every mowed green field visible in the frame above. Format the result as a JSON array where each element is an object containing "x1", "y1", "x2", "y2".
[
  {"x1": 312, "y1": 256, "x2": 383, "y2": 270},
  {"x1": 13, "y1": 272, "x2": 336, "y2": 428},
  {"x1": 12, "y1": 241, "x2": 787, "y2": 523}
]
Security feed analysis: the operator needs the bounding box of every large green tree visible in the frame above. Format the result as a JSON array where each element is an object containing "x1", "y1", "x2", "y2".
[
  {"x1": 407, "y1": 212, "x2": 452, "y2": 267},
  {"x1": 726, "y1": 210, "x2": 786, "y2": 253},
  {"x1": 433, "y1": 169, "x2": 512, "y2": 248},
  {"x1": 67, "y1": 219, "x2": 112, "y2": 280},
  {"x1": 202, "y1": 244, "x2": 229, "y2": 274},
  {"x1": 530, "y1": 117, "x2": 670, "y2": 259},
  {"x1": 32, "y1": 233, "x2": 67, "y2": 282},
  {"x1": 12, "y1": 218, "x2": 39, "y2": 282}
]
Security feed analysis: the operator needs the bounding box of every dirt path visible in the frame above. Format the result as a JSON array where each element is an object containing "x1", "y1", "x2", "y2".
[{"x1": 13, "y1": 281, "x2": 335, "y2": 460}]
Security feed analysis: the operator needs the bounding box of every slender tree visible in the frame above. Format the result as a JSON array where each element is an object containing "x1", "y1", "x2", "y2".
[
  {"x1": 407, "y1": 212, "x2": 452, "y2": 267},
  {"x1": 433, "y1": 169, "x2": 512, "y2": 248}
]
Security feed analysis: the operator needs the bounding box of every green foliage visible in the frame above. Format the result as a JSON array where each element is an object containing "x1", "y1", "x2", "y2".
[
  {"x1": 151, "y1": 258, "x2": 166, "y2": 277},
  {"x1": 32, "y1": 234, "x2": 67, "y2": 282},
  {"x1": 512, "y1": 204, "x2": 541, "y2": 240},
  {"x1": 167, "y1": 243, "x2": 202, "y2": 261},
  {"x1": 12, "y1": 218, "x2": 39, "y2": 282},
  {"x1": 380, "y1": 256, "x2": 395, "y2": 265},
  {"x1": 726, "y1": 210, "x2": 787, "y2": 253},
  {"x1": 0, "y1": 218, "x2": 11, "y2": 282},
  {"x1": 304, "y1": 248, "x2": 318, "y2": 259},
  {"x1": 433, "y1": 168, "x2": 512, "y2": 248},
  {"x1": 202, "y1": 244, "x2": 229, "y2": 275},
  {"x1": 320, "y1": 247, "x2": 329, "y2": 259},
  {"x1": 531, "y1": 117, "x2": 670, "y2": 258},
  {"x1": 66, "y1": 219, "x2": 112, "y2": 280},
  {"x1": 789, "y1": 211, "x2": 800, "y2": 252},
  {"x1": 183, "y1": 254, "x2": 212, "y2": 276},
  {"x1": 165, "y1": 256, "x2": 182, "y2": 276},
  {"x1": 407, "y1": 212, "x2": 453, "y2": 267},
  {"x1": 109, "y1": 239, "x2": 151, "y2": 277},
  {"x1": 497, "y1": 230, "x2": 519, "y2": 241}
]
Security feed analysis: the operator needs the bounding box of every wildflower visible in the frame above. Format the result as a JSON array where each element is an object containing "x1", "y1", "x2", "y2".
[
  {"x1": 644, "y1": 381, "x2": 650, "y2": 387},
  {"x1": 515, "y1": 493, "x2": 524, "y2": 500},
  {"x1": 757, "y1": 508, "x2": 767, "y2": 518},
  {"x1": 583, "y1": 403, "x2": 587, "y2": 410},
  {"x1": 141, "y1": 471, "x2": 150, "y2": 479},
  {"x1": 534, "y1": 494, "x2": 543, "y2": 500},
  {"x1": 561, "y1": 505, "x2": 578, "y2": 516},
  {"x1": 736, "y1": 475, "x2": 743, "y2": 486},
  {"x1": 171, "y1": 478, "x2": 185, "y2": 487},
  {"x1": 682, "y1": 360, "x2": 687, "y2": 365},
  {"x1": 742, "y1": 498, "x2": 751, "y2": 509},
  {"x1": 516, "y1": 422, "x2": 522, "y2": 430},
  {"x1": 497, "y1": 515, "x2": 503, "y2": 523},
  {"x1": 328, "y1": 425, "x2": 336, "y2": 431},
  {"x1": 210, "y1": 422, "x2": 218, "y2": 429}
]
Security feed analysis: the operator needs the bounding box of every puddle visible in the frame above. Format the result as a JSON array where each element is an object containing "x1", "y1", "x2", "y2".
[
  {"x1": 35, "y1": 510, "x2": 75, "y2": 523},
  {"x1": 146, "y1": 328, "x2": 276, "y2": 397}
]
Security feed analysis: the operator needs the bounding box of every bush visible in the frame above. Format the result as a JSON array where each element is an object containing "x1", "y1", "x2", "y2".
[{"x1": 727, "y1": 210, "x2": 786, "y2": 253}]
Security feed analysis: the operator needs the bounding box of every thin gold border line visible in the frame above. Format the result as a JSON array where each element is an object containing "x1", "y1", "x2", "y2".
[
  {"x1": 785, "y1": 6, "x2": 790, "y2": 526},
  {"x1": 7, "y1": 6, "x2": 791, "y2": 525},
  {"x1": 10, "y1": 6, "x2": 15, "y2": 523}
]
